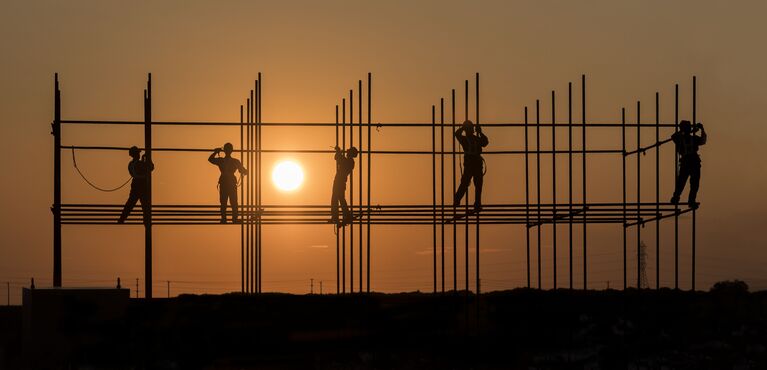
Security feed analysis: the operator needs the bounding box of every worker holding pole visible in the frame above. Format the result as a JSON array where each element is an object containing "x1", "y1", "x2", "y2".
[
  {"x1": 454, "y1": 120, "x2": 489, "y2": 213},
  {"x1": 670, "y1": 120, "x2": 706, "y2": 208},
  {"x1": 118, "y1": 146, "x2": 154, "y2": 224},
  {"x1": 330, "y1": 145, "x2": 357, "y2": 227},
  {"x1": 209, "y1": 143, "x2": 248, "y2": 223}
]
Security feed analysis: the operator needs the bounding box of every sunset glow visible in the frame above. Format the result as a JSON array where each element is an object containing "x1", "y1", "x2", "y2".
[{"x1": 272, "y1": 160, "x2": 304, "y2": 191}]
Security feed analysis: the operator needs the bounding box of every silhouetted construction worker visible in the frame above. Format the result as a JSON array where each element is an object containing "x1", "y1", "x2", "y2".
[
  {"x1": 118, "y1": 146, "x2": 154, "y2": 224},
  {"x1": 670, "y1": 120, "x2": 707, "y2": 208},
  {"x1": 454, "y1": 120, "x2": 489, "y2": 212},
  {"x1": 209, "y1": 143, "x2": 248, "y2": 223},
  {"x1": 330, "y1": 146, "x2": 357, "y2": 227}
]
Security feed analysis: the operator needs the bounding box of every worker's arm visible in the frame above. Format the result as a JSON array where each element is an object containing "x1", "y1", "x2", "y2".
[
  {"x1": 478, "y1": 127, "x2": 489, "y2": 147},
  {"x1": 128, "y1": 162, "x2": 138, "y2": 178},
  {"x1": 697, "y1": 124, "x2": 707, "y2": 145},
  {"x1": 237, "y1": 159, "x2": 248, "y2": 176},
  {"x1": 208, "y1": 148, "x2": 221, "y2": 164},
  {"x1": 670, "y1": 131, "x2": 681, "y2": 145},
  {"x1": 140, "y1": 154, "x2": 154, "y2": 173},
  {"x1": 334, "y1": 146, "x2": 343, "y2": 161},
  {"x1": 454, "y1": 126, "x2": 465, "y2": 139}
]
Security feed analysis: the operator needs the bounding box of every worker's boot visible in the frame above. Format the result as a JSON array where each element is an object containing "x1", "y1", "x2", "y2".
[
  {"x1": 688, "y1": 197, "x2": 698, "y2": 209},
  {"x1": 670, "y1": 194, "x2": 680, "y2": 205}
]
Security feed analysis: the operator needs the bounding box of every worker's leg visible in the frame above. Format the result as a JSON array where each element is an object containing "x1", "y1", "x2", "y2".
[
  {"x1": 227, "y1": 185, "x2": 239, "y2": 223},
  {"x1": 330, "y1": 192, "x2": 340, "y2": 222},
  {"x1": 671, "y1": 163, "x2": 690, "y2": 204},
  {"x1": 118, "y1": 188, "x2": 140, "y2": 223},
  {"x1": 219, "y1": 187, "x2": 228, "y2": 223},
  {"x1": 687, "y1": 161, "x2": 701, "y2": 207},
  {"x1": 472, "y1": 162, "x2": 484, "y2": 211},
  {"x1": 339, "y1": 196, "x2": 350, "y2": 223},
  {"x1": 454, "y1": 171, "x2": 472, "y2": 205},
  {"x1": 138, "y1": 190, "x2": 150, "y2": 225}
]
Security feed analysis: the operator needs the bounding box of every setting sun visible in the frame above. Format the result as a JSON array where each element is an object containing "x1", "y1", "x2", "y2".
[{"x1": 272, "y1": 160, "x2": 304, "y2": 191}]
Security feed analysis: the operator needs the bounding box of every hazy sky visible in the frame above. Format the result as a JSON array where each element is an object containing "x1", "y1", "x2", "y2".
[{"x1": 2, "y1": 0, "x2": 766, "y2": 302}]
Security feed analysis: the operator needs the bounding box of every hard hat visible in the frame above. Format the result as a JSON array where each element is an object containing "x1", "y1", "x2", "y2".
[
  {"x1": 223, "y1": 142, "x2": 234, "y2": 152},
  {"x1": 463, "y1": 120, "x2": 474, "y2": 128},
  {"x1": 348, "y1": 146, "x2": 359, "y2": 157},
  {"x1": 129, "y1": 146, "x2": 141, "y2": 157},
  {"x1": 679, "y1": 120, "x2": 692, "y2": 130}
]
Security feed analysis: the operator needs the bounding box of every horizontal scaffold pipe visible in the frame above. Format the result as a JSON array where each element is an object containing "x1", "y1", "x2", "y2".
[
  {"x1": 624, "y1": 206, "x2": 696, "y2": 227},
  {"x1": 59, "y1": 203, "x2": 688, "y2": 209},
  {"x1": 62, "y1": 145, "x2": 621, "y2": 155},
  {"x1": 62, "y1": 219, "x2": 642, "y2": 226},
  {"x1": 60, "y1": 119, "x2": 680, "y2": 128},
  {"x1": 624, "y1": 138, "x2": 674, "y2": 156}
]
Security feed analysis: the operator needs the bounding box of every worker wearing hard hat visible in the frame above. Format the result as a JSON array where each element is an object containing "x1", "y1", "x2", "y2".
[
  {"x1": 118, "y1": 146, "x2": 154, "y2": 224},
  {"x1": 670, "y1": 120, "x2": 707, "y2": 208},
  {"x1": 209, "y1": 143, "x2": 248, "y2": 223},
  {"x1": 330, "y1": 146, "x2": 358, "y2": 227},
  {"x1": 454, "y1": 120, "x2": 489, "y2": 212}
]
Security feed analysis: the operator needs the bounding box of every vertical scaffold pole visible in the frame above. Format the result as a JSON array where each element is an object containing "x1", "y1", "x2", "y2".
[
  {"x1": 366, "y1": 73, "x2": 372, "y2": 293},
  {"x1": 581, "y1": 75, "x2": 587, "y2": 290},
  {"x1": 249, "y1": 92, "x2": 254, "y2": 293},
  {"x1": 464, "y1": 80, "x2": 469, "y2": 295},
  {"x1": 536, "y1": 99, "x2": 541, "y2": 289},
  {"x1": 53, "y1": 73, "x2": 62, "y2": 287},
  {"x1": 251, "y1": 82, "x2": 263, "y2": 293},
  {"x1": 655, "y1": 92, "x2": 660, "y2": 290},
  {"x1": 144, "y1": 73, "x2": 153, "y2": 299},
  {"x1": 622, "y1": 107, "x2": 627, "y2": 289},
  {"x1": 240, "y1": 105, "x2": 244, "y2": 293},
  {"x1": 568, "y1": 82, "x2": 573, "y2": 290},
  {"x1": 366, "y1": 72, "x2": 373, "y2": 293},
  {"x1": 524, "y1": 106, "x2": 530, "y2": 288},
  {"x1": 257, "y1": 74, "x2": 262, "y2": 293},
  {"x1": 475, "y1": 72, "x2": 480, "y2": 295},
  {"x1": 432, "y1": 104, "x2": 437, "y2": 293},
  {"x1": 692, "y1": 76, "x2": 697, "y2": 291},
  {"x1": 551, "y1": 90, "x2": 557, "y2": 289},
  {"x1": 440, "y1": 98, "x2": 445, "y2": 293},
  {"x1": 342, "y1": 98, "x2": 346, "y2": 293},
  {"x1": 246, "y1": 97, "x2": 251, "y2": 293},
  {"x1": 336, "y1": 105, "x2": 340, "y2": 294},
  {"x1": 358, "y1": 80, "x2": 363, "y2": 293},
  {"x1": 674, "y1": 84, "x2": 679, "y2": 289},
  {"x1": 452, "y1": 89, "x2": 457, "y2": 292},
  {"x1": 636, "y1": 100, "x2": 641, "y2": 289},
  {"x1": 350, "y1": 89, "x2": 354, "y2": 293}
]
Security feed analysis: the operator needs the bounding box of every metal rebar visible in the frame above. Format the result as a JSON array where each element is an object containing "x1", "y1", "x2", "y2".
[
  {"x1": 581, "y1": 75, "x2": 587, "y2": 290},
  {"x1": 525, "y1": 106, "x2": 530, "y2": 288},
  {"x1": 432, "y1": 104, "x2": 437, "y2": 293},
  {"x1": 622, "y1": 107, "x2": 627, "y2": 289},
  {"x1": 536, "y1": 99, "x2": 541, "y2": 289},
  {"x1": 552, "y1": 90, "x2": 557, "y2": 289},
  {"x1": 655, "y1": 92, "x2": 660, "y2": 290},
  {"x1": 440, "y1": 98, "x2": 445, "y2": 293}
]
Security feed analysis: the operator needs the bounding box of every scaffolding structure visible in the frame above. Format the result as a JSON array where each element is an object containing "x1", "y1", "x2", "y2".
[{"x1": 50, "y1": 72, "x2": 700, "y2": 298}]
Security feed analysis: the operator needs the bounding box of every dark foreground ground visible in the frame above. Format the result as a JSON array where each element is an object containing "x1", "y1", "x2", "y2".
[{"x1": 1, "y1": 287, "x2": 766, "y2": 369}]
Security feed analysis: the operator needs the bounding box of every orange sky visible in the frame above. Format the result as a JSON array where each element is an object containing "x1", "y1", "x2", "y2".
[{"x1": 1, "y1": 0, "x2": 766, "y2": 303}]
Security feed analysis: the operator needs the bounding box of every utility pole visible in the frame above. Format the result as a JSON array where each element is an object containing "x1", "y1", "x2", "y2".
[
  {"x1": 310, "y1": 278, "x2": 314, "y2": 294},
  {"x1": 320, "y1": 281, "x2": 323, "y2": 295},
  {"x1": 135, "y1": 278, "x2": 139, "y2": 298},
  {"x1": 167, "y1": 281, "x2": 170, "y2": 298},
  {"x1": 6, "y1": 282, "x2": 9, "y2": 306}
]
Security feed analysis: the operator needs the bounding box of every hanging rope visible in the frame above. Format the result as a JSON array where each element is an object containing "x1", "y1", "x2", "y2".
[{"x1": 71, "y1": 148, "x2": 131, "y2": 192}]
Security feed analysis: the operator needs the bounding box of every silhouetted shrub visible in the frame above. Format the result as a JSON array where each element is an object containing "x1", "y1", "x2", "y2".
[{"x1": 710, "y1": 280, "x2": 749, "y2": 294}]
